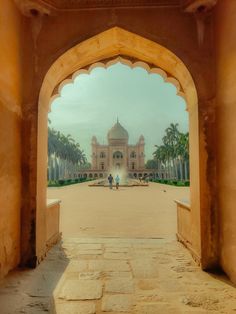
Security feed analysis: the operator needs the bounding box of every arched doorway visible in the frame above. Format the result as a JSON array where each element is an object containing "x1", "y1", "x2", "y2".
[{"x1": 36, "y1": 27, "x2": 211, "y2": 269}]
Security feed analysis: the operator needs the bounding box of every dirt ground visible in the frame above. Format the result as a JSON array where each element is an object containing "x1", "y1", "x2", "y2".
[{"x1": 47, "y1": 182, "x2": 190, "y2": 238}]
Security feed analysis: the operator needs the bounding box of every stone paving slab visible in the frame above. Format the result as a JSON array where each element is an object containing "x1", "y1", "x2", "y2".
[
  {"x1": 66, "y1": 260, "x2": 87, "y2": 273},
  {"x1": 156, "y1": 278, "x2": 185, "y2": 293},
  {"x1": 104, "y1": 253, "x2": 130, "y2": 260},
  {"x1": 130, "y1": 259, "x2": 159, "y2": 278},
  {"x1": 135, "y1": 279, "x2": 159, "y2": 290},
  {"x1": 134, "y1": 303, "x2": 182, "y2": 314},
  {"x1": 105, "y1": 278, "x2": 134, "y2": 294},
  {"x1": 89, "y1": 260, "x2": 130, "y2": 272},
  {"x1": 54, "y1": 301, "x2": 96, "y2": 314},
  {"x1": 79, "y1": 272, "x2": 102, "y2": 280},
  {"x1": 104, "y1": 243, "x2": 132, "y2": 248},
  {"x1": 104, "y1": 271, "x2": 133, "y2": 278},
  {"x1": 102, "y1": 295, "x2": 134, "y2": 312},
  {"x1": 77, "y1": 244, "x2": 102, "y2": 250},
  {"x1": 59, "y1": 279, "x2": 103, "y2": 300},
  {"x1": 77, "y1": 250, "x2": 103, "y2": 255},
  {"x1": 105, "y1": 247, "x2": 130, "y2": 253}
]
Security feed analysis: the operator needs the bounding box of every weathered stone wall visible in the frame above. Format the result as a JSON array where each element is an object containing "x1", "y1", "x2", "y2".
[
  {"x1": 215, "y1": 1, "x2": 236, "y2": 283},
  {"x1": 0, "y1": 0, "x2": 22, "y2": 278}
]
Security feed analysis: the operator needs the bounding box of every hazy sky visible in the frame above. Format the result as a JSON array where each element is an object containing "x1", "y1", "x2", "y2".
[{"x1": 49, "y1": 62, "x2": 188, "y2": 161}]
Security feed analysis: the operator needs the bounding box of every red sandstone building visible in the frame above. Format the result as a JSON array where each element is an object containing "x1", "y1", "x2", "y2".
[{"x1": 78, "y1": 120, "x2": 159, "y2": 179}]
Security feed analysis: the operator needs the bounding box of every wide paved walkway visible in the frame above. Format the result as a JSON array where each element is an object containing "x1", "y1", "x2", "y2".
[{"x1": 1, "y1": 183, "x2": 236, "y2": 313}]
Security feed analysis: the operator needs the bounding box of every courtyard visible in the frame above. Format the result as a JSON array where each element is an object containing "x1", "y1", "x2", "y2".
[
  {"x1": 1, "y1": 182, "x2": 236, "y2": 313},
  {"x1": 47, "y1": 181, "x2": 189, "y2": 239}
]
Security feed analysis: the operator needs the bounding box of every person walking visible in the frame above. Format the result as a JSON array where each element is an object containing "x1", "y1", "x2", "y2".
[
  {"x1": 108, "y1": 174, "x2": 113, "y2": 189},
  {"x1": 115, "y1": 174, "x2": 120, "y2": 190}
]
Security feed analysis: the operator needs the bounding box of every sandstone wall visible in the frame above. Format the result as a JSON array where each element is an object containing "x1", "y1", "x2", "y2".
[
  {"x1": 215, "y1": 1, "x2": 236, "y2": 283},
  {"x1": 0, "y1": 0, "x2": 22, "y2": 278}
]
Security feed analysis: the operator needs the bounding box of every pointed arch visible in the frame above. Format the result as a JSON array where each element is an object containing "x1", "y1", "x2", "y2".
[
  {"x1": 37, "y1": 27, "x2": 202, "y2": 269},
  {"x1": 39, "y1": 27, "x2": 197, "y2": 112}
]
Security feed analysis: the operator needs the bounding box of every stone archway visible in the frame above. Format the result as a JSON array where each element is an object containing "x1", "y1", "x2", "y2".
[{"x1": 36, "y1": 27, "x2": 210, "y2": 269}]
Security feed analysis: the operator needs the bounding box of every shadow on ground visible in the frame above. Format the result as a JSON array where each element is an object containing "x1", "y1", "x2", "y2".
[{"x1": 0, "y1": 243, "x2": 69, "y2": 314}]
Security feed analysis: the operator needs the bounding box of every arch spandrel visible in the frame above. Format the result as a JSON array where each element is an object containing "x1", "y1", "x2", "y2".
[{"x1": 39, "y1": 27, "x2": 197, "y2": 112}]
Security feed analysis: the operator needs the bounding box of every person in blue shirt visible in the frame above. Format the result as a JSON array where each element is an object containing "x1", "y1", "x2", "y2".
[{"x1": 115, "y1": 174, "x2": 120, "y2": 190}]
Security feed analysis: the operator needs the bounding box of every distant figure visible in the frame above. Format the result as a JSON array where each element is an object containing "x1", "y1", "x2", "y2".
[
  {"x1": 108, "y1": 174, "x2": 113, "y2": 189},
  {"x1": 115, "y1": 174, "x2": 120, "y2": 190}
]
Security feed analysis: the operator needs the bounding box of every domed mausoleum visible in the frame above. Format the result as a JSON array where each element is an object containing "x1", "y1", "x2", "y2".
[
  {"x1": 91, "y1": 120, "x2": 145, "y2": 175},
  {"x1": 78, "y1": 120, "x2": 160, "y2": 180}
]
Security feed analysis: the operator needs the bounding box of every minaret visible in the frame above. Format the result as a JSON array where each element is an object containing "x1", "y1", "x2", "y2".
[
  {"x1": 138, "y1": 135, "x2": 145, "y2": 169},
  {"x1": 91, "y1": 136, "x2": 98, "y2": 170}
]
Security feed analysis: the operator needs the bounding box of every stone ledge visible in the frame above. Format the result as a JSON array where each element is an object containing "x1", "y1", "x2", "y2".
[
  {"x1": 47, "y1": 198, "x2": 61, "y2": 207},
  {"x1": 46, "y1": 199, "x2": 61, "y2": 252},
  {"x1": 174, "y1": 199, "x2": 191, "y2": 211}
]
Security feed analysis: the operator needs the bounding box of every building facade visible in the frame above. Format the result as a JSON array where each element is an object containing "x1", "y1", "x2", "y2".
[
  {"x1": 92, "y1": 120, "x2": 145, "y2": 171},
  {"x1": 78, "y1": 120, "x2": 160, "y2": 179}
]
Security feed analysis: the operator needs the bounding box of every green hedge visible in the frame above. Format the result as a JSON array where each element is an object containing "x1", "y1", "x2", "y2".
[
  {"x1": 152, "y1": 179, "x2": 190, "y2": 187},
  {"x1": 48, "y1": 178, "x2": 92, "y2": 187}
]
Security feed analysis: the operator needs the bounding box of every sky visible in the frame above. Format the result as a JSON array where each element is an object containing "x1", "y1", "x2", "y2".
[{"x1": 49, "y1": 62, "x2": 188, "y2": 161}]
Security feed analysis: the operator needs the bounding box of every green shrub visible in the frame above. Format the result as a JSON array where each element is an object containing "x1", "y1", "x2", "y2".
[
  {"x1": 184, "y1": 181, "x2": 190, "y2": 186},
  {"x1": 74, "y1": 178, "x2": 79, "y2": 183},
  {"x1": 58, "y1": 179, "x2": 65, "y2": 185}
]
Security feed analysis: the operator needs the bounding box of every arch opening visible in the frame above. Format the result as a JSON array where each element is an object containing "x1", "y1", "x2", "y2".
[{"x1": 37, "y1": 26, "x2": 201, "y2": 269}]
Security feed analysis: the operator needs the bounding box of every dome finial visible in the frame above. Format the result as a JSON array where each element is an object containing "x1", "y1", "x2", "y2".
[{"x1": 107, "y1": 119, "x2": 129, "y2": 141}]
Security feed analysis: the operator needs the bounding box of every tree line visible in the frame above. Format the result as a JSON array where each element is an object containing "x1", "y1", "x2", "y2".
[
  {"x1": 146, "y1": 123, "x2": 189, "y2": 181},
  {"x1": 48, "y1": 127, "x2": 88, "y2": 181}
]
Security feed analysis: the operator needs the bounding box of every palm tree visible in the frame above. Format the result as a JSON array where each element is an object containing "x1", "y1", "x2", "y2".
[
  {"x1": 48, "y1": 127, "x2": 87, "y2": 181},
  {"x1": 153, "y1": 144, "x2": 169, "y2": 179},
  {"x1": 152, "y1": 123, "x2": 189, "y2": 181},
  {"x1": 165, "y1": 123, "x2": 180, "y2": 179},
  {"x1": 182, "y1": 132, "x2": 189, "y2": 180}
]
